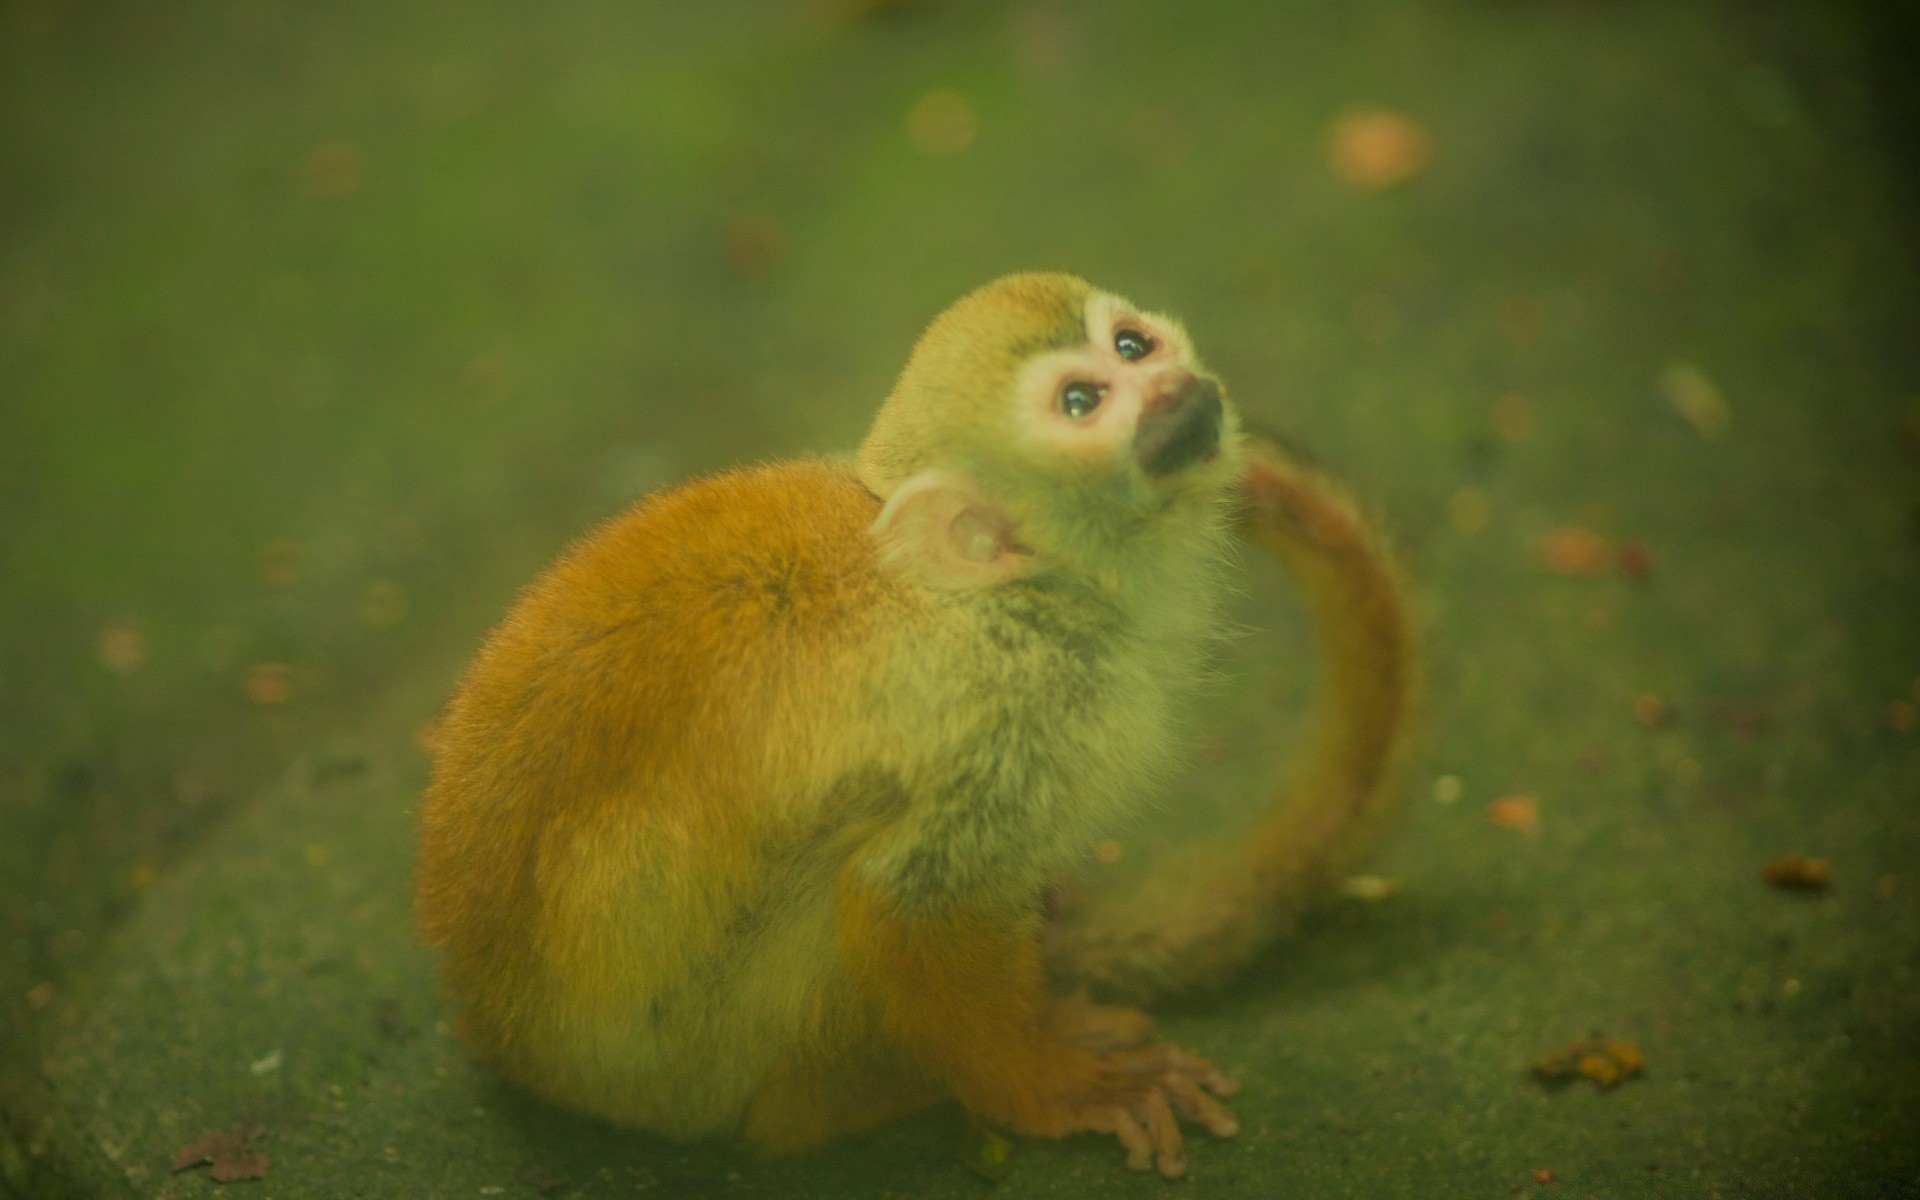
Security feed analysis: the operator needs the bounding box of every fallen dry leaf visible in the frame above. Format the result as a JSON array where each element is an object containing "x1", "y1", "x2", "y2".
[
  {"x1": 1540, "y1": 527, "x2": 1613, "y2": 576},
  {"x1": 97, "y1": 624, "x2": 148, "y2": 673},
  {"x1": 1531, "y1": 1168, "x2": 1558, "y2": 1185},
  {"x1": 1615, "y1": 538, "x2": 1653, "y2": 580},
  {"x1": 1532, "y1": 1037, "x2": 1644, "y2": 1090},
  {"x1": 1093, "y1": 839, "x2": 1123, "y2": 864},
  {"x1": 245, "y1": 663, "x2": 293, "y2": 705},
  {"x1": 1327, "y1": 109, "x2": 1432, "y2": 189},
  {"x1": 172, "y1": 1121, "x2": 269, "y2": 1183},
  {"x1": 1888, "y1": 699, "x2": 1916, "y2": 732},
  {"x1": 1631, "y1": 693, "x2": 1668, "y2": 729},
  {"x1": 1763, "y1": 855, "x2": 1829, "y2": 890},
  {"x1": 1487, "y1": 794, "x2": 1539, "y2": 834}
]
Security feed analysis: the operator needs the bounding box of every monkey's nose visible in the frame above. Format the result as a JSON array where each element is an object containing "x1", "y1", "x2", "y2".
[{"x1": 1134, "y1": 375, "x2": 1223, "y2": 478}]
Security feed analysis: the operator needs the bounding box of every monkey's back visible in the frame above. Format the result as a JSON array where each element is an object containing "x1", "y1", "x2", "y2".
[{"x1": 415, "y1": 459, "x2": 903, "y2": 1131}]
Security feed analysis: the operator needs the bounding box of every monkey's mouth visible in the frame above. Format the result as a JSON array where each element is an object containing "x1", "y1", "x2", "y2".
[{"x1": 1134, "y1": 375, "x2": 1223, "y2": 479}]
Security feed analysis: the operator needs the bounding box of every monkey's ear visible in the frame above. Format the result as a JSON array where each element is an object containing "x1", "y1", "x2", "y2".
[{"x1": 868, "y1": 470, "x2": 1035, "y2": 591}]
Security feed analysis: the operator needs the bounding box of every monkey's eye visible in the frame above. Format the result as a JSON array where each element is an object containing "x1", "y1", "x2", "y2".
[
  {"x1": 1114, "y1": 328, "x2": 1154, "y2": 361},
  {"x1": 1059, "y1": 381, "x2": 1105, "y2": 419}
]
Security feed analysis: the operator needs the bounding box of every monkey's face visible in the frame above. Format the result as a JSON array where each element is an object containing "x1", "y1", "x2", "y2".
[
  {"x1": 863, "y1": 275, "x2": 1243, "y2": 593},
  {"x1": 1008, "y1": 291, "x2": 1240, "y2": 503}
]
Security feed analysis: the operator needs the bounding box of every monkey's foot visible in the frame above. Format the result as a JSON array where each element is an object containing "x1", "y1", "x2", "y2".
[{"x1": 1062, "y1": 1041, "x2": 1240, "y2": 1178}]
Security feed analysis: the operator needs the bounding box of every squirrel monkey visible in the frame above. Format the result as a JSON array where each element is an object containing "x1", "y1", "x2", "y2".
[{"x1": 415, "y1": 273, "x2": 1412, "y2": 1177}]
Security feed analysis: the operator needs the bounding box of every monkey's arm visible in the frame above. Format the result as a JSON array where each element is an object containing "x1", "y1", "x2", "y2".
[{"x1": 833, "y1": 869, "x2": 1237, "y2": 1177}]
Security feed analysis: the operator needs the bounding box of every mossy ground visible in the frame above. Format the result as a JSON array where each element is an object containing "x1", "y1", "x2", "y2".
[{"x1": 3, "y1": 1, "x2": 1917, "y2": 1196}]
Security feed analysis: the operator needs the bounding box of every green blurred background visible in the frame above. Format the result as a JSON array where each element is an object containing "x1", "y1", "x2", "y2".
[{"x1": 2, "y1": 0, "x2": 1917, "y2": 1196}]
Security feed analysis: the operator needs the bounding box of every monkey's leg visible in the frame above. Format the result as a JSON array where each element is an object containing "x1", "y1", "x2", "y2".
[
  {"x1": 1046, "y1": 992, "x2": 1155, "y2": 1053},
  {"x1": 835, "y1": 872, "x2": 1238, "y2": 1176},
  {"x1": 741, "y1": 1040, "x2": 947, "y2": 1154}
]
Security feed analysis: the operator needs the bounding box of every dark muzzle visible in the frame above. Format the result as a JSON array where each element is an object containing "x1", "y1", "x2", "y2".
[{"x1": 1133, "y1": 375, "x2": 1223, "y2": 478}]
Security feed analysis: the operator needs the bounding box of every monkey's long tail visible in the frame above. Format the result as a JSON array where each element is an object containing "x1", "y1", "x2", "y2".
[{"x1": 1050, "y1": 435, "x2": 1415, "y2": 1004}]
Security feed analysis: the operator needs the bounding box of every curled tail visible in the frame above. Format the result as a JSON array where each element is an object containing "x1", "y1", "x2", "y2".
[{"x1": 1051, "y1": 434, "x2": 1416, "y2": 1003}]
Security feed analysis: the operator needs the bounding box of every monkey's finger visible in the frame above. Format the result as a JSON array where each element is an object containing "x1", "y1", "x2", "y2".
[
  {"x1": 1112, "y1": 1043, "x2": 1239, "y2": 1097},
  {"x1": 1161, "y1": 1046, "x2": 1240, "y2": 1097},
  {"x1": 1096, "y1": 1107, "x2": 1155, "y2": 1172},
  {"x1": 1162, "y1": 1072, "x2": 1241, "y2": 1137},
  {"x1": 1136, "y1": 1089, "x2": 1186, "y2": 1178}
]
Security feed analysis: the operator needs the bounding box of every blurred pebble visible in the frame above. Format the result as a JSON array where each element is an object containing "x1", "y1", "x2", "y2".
[
  {"x1": 1540, "y1": 527, "x2": 1612, "y2": 576},
  {"x1": 1341, "y1": 874, "x2": 1400, "y2": 901},
  {"x1": 907, "y1": 89, "x2": 979, "y2": 157},
  {"x1": 1888, "y1": 699, "x2": 1915, "y2": 732},
  {"x1": 97, "y1": 623, "x2": 148, "y2": 673},
  {"x1": 1615, "y1": 538, "x2": 1653, "y2": 579},
  {"x1": 258, "y1": 538, "x2": 301, "y2": 589},
  {"x1": 1093, "y1": 839, "x2": 1123, "y2": 864},
  {"x1": 1447, "y1": 487, "x2": 1489, "y2": 534},
  {"x1": 1660, "y1": 361, "x2": 1730, "y2": 439},
  {"x1": 1487, "y1": 794, "x2": 1539, "y2": 834},
  {"x1": 722, "y1": 215, "x2": 786, "y2": 281},
  {"x1": 1432, "y1": 774, "x2": 1463, "y2": 804},
  {"x1": 245, "y1": 663, "x2": 293, "y2": 705},
  {"x1": 1763, "y1": 855, "x2": 1829, "y2": 890},
  {"x1": 1492, "y1": 392, "x2": 1536, "y2": 442},
  {"x1": 1327, "y1": 109, "x2": 1431, "y2": 189},
  {"x1": 302, "y1": 139, "x2": 364, "y2": 199},
  {"x1": 1631, "y1": 693, "x2": 1668, "y2": 728},
  {"x1": 359, "y1": 580, "x2": 410, "y2": 628}
]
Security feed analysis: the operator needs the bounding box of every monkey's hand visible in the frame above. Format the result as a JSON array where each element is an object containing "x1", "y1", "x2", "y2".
[
  {"x1": 839, "y1": 876, "x2": 1238, "y2": 1176},
  {"x1": 1031, "y1": 1005, "x2": 1240, "y2": 1177}
]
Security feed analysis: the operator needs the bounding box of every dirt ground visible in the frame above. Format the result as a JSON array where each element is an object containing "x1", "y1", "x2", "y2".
[{"x1": 3, "y1": 1, "x2": 1917, "y2": 1196}]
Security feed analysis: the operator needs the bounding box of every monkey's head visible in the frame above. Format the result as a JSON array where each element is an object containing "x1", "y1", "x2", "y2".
[{"x1": 860, "y1": 272, "x2": 1242, "y2": 591}]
